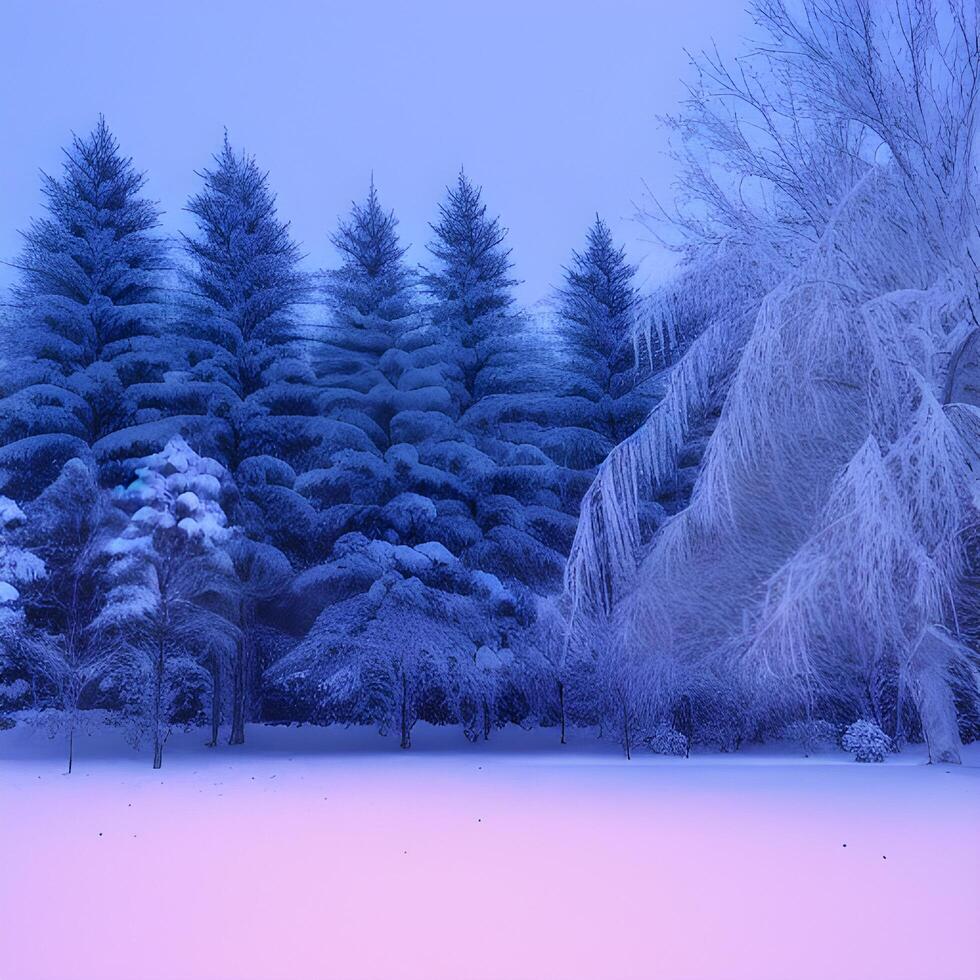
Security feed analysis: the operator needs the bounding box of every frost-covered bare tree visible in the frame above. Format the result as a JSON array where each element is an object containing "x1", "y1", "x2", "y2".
[
  {"x1": 566, "y1": 0, "x2": 980, "y2": 762},
  {"x1": 17, "y1": 459, "x2": 119, "y2": 772}
]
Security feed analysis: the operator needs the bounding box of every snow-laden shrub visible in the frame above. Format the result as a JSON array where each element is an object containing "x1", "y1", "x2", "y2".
[
  {"x1": 646, "y1": 723, "x2": 688, "y2": 757},
  {"x1": 842, "y1": 720, "x2": 892, "y2": 763},
  {"x1": 0, "y1": 679, "x2": 30, "y2": 727}
]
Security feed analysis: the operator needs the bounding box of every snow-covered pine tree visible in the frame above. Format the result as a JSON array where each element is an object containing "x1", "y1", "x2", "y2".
[
  {"x1": 0, "y1": 119, "x2": 168, "y2": 498},
  {"x1": 417, "y1": 172, "x2": 572, "y2": 599},
  {"x1": 270, "y1": 176, "x2": 539, "y2": 736},
  {"x1": 556, "y1": 216, "x2": 639, "y2": 444},
  {"x1": 177, "y1": 134, "x2": 317, "y2": 558},
  {"x1": 318, "y1": 180, "x2": 417, "y2": 433},
  {"x1": 291, "y1": 180, "x2": 421, "y2": 619},
  {"x1": 174, "y1": 136, "x2": 318, "y2": 739},
  {"x1": 97, "y1": 437, "x2": 237, "y2": 767}
]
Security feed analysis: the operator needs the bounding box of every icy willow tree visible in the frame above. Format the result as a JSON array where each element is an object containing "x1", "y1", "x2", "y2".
[
  {"x1": 98, "y1": 437, "x2": 236, "y2": 768},
  {"x1": 566, "y1": 0, "x2": 980, "y2": 762},
  {"x1": 0, "y1": 119, "x2": 167, "y2": 497}
]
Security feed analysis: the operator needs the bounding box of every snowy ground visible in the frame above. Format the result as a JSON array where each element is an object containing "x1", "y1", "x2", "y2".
[{"x1": 1, "y1": 723, "x2": 978, "y2": 980}]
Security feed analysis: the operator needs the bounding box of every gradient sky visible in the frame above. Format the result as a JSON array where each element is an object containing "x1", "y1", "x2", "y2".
[{"x1": 0, "y1": 0, "x2": 747, "y2": 304}]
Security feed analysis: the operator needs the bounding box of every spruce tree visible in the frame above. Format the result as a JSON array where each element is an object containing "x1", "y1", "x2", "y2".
[
  {"x1": 177, "y1": 136, "x2": 314, "y2": 742},
  {"x1": 423, "y1": 173, "x2": 515, "y2": 315},
  {"x1": 0, "y1": 119, "x2": 168, "y2": 497},
  {"x1": 327, "y1": 178, "x2": 416, "y2": 334},
  {"x1": 270, "y1": 175, "x2": 538, "y2": 737},
  {"x1": 182, "y1": 134, "x2": 306, "y2": 405},
  {"x1": 557, "y1": 215, "x2": 638, "y2": 441},
  {"x1": 291, "y1": 180, "x2": 420, "y2": 620},
  {"x1": 422, "y1": 173, "x2": 571, "y2": 596}
]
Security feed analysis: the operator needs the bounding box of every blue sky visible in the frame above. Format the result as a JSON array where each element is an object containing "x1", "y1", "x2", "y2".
[{"x1": 0, "y1": 0, "x2": 746, "y2": 304}]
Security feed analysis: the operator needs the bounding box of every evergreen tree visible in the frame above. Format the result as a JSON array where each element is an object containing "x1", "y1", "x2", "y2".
[
  {"x1": 423, "y1": 170, "x2": 517, "y2": 358},
  {"x1": 0, "y1": 119, "x2": 168, "y2": 497},
  {"x1": 174, "y1": 137, "x2": 320, "y2": 742},
  {"x1": 174, "y1": 136, "x2": 341, "y2": 558},
  {"x1": 327, "y1": 178, "x2": 416, "y2": 333},
  {"x1": 295, "y1": 178, "x2": 420, "y2": 606},
  {"x1": 421, "y1": 173, "x2": 572, "y2": 597},
  {"x1": 182, "y1": 134, "x2": 306, "y2": 404},
  {"x1": 557, "y1": 216, "x2": 638, "y2": 442},
  {"x1": 270, "y1": 175, "x2": 539, "y2": 737}
]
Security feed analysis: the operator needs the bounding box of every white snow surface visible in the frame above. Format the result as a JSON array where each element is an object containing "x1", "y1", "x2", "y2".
[{"x1": 1, "y1": 723, "x2": 977, "y2": 980}]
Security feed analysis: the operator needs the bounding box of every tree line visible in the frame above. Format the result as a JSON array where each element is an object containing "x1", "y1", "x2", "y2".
[{"x1": 0, "y1": 121, "x2": 660, "y2": 766}]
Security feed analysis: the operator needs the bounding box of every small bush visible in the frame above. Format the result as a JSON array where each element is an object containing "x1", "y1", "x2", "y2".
[
  {"x1": 646, "y1": 724, "x2": 689, "y2": 757},
  {"x1": 842, "y1": 720, "x2": 891, "y2": 763}
]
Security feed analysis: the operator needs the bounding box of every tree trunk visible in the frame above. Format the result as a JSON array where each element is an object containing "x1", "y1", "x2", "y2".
[
  {"x1": 400, "y1": 673, "x2": 411, "y2": 750},
  {"x1": 152, "y1": 634, "x2": 166, "y2": 770},
  {"x1": 229, "y1": 640, "x2": 246, "y2": 745},
  {"x1": 482, "y1": 700, "x2": 491, "y2": 741},
  {"x1": 558, "y1": 680, "x2": 566, "y2": 745},
  {"x1": 67, "y1": 721, "x2": 74, "y2": 775},
  {"x1": 230, "y1": 600, "x2": 249, "y2": 745},
  {"x1": 894, "y1": 666, "x2": 907, "y2": 748},
  {"x1": 910, "y1": 628, "x2": 964, "y2": 765},
  {"x1": 209, "y1": 653, "x2": 221, "y2": 747}
]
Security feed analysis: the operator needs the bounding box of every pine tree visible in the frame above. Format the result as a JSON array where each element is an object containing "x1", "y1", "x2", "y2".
[
  {"x1": 0, "y1": 119, "x2": 168, "y2": 497},
  {"x1": 295, "y1": 179, "x2": 420, "y2": 599},
  {"x1": 270, "y1": 175, "x2": 538, "y2": 737},
  {"x1": 327, "y1": 178, "x2": 416, "y2": 332},
  {"x1": 175, "y1": 135, "x2": 327, "y2": 551},
  {"x1": 422, "y1": 170, "x2": 517, "y2": 401},
  {"x1": 182, "y1": 134, "x2": 306, "y2": 404},
  {"x1": 421, "y1": 173, "x2": 572, "y2": 597},
  {"x1": 175, "y1": 136, "x2": 322, "y2": 742},
  {"x1": 557, "y1": 216, "x2": 638, "y2": 442}
]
